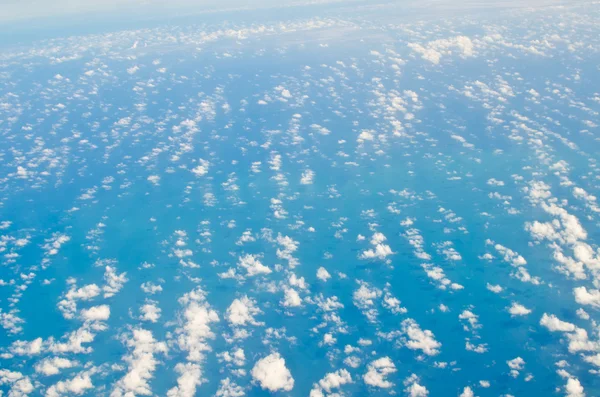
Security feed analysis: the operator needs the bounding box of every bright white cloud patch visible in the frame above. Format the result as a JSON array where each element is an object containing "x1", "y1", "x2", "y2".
[
  {"x1": 364, "y1": 357, "x2": 396, "y2": 388},
  {"x1": 251, "y1": 352, "x2": 294, "y2": 392}
]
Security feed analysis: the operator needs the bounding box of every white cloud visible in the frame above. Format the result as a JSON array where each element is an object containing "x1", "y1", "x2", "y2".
[
  {"x1": 401, "y1": 318, "x2": 441, "y2": 356},
  {"x1": 103, "y1": 266, "x2": 128, "y2": 298},
  {"x1": 167, "y1": 363, "x2": 202, "y2": 397},
  {"x1": 403, "y1": 374, "x2": 428, "y2": 396},
  {"x1": 316, "y1": 267, "x2": 331, "y2": 282},
  {"x1": 238, "y1": 254, "x2": 271, "y2": 277},
  {"x1": 0, "y1": 369, "x2": 34, "y2": 397},
  {"x1": 173, "y1": 287, "x2": 220, "y2": 362},
  {"x1": 46, "y1": 372, "x2": 93, "y2": 397},
  {"x1": 282, "y1": 288, "x2": 302, "y2": 308},
  {"x1": 9, "y1": 338, "x2": 43, "y2": 356},
  {"x1": 111, "y1": 329, "x2": 167, "y2": 397},
  {"x1": 408, "y1": 36, "x2": 474, "y2": 64},
  {"x1": 140, "y1": 303, "x2": 161, "y2": 323},
  {"x1": 300, "y1": 169, "x2": 315, "y2": 185},
  {"x1": 141, "y1": 282, "x2": 163, "y2": 295},
  {"x1": 58, "y1": 283, "x2": 101, "y2": 319},
  {"x1": 507, "y1": 357, "x2": 525, "y2": 377},
  {"x1": 573, "y1": 287, "x2": 600, "y2": 309},
  {"x1": 147, "y1": 175, "x2": 160, "y2": 185},
  {"x1": 227, "y1": 296, "x2": 262, "y2": 326},
  {"x1": 311, "y1": 369, "x2": 352, "y2": 396},
  {"x1": 251, "y1": 352, "x2": 294, "y2": 392},
  {"x1": 508, "y1": 302, "x2": 531, "y2": 317},
  {"x1": 565, "y1": 377, "x2": 585, "y2": 397},
  {"x1": 35, "y1": 357, "x2": 77, "y2": 376},
  {"x1": 540, "y1": 313, "x2": 575, "y2": 332},
  {"x1": 364, "y1": 357, "x2": 396, "y2": 388},
  {"x1": 80, "y1": 305, "x2": 110, "y2": 322},
  {"x1": 191, "y1": 159, "x2": 210, "y2": 176},
  {"x1": 215, "y1": 378, "x2": 245, "y2": 397},
  {"x1": 486, "y1": 283, "x2": 503, "y2": 293},
  {"x1": 359, "y1": 233, "x2": 393, "y2": 260}
]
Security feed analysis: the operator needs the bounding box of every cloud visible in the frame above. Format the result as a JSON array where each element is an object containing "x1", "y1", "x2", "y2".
[
  {"x1": 507, "y1": 357, "x2": 525, "y2": 378},
  {"x1": 35, "y1": 357, "x2": 77, "y2": 376},
  {"x1": 565, "y1": 377, "x2": 585, "y2": 397},
  {"x1": 57, "y1": 283, "x2": 101, "y2": 320},
  {"x1": 573, "y1": 287, "x2": 600, "y2": 309},
  {"x1": 0, "y1": 369, "x2": 34, "y2": 397},
  {"x1": 251, "y1": 352, "x2": 294, "y2": 392},
  {"x1": 191, "y1": 159, "x2": 210, "y2": 177},
  {"x1": 111, "y1": 328, "x2": 167, "y2": 397},
  {"x1": 300, "y1": 169, "x2": 315, "y2": 185},
  {"x1": 403, "y1": 374, "x2": 428, "y2": 396},
  {"x1": 140, "y1": 302, "x2": 161, "y2": 323},
  {"x1": 316, "y1": 267, "x2": 331, "y2": 282},
  {"x1": 486, "y1": 283, "x2": 503, "y2": 293},
  {"x1": 237, "y1": 254, "x2": 272, "y2": 277},
  {"x1": 9, "y1": 338, "x2": 43, "y2": 356},
  {"x1": 364, "y1": 357, "x2": 396, "y2": 388},
  {"x1": 226, "y1": 296, "x2": 262, "y2": 326},
  {"x1": 408, "y1": 36, "x2": 474, "y2": 65},
  {"x1": 173, "y1": 287, "x2": 220, "y2": 362},
  {"x1": 508, "y1": 302, "x2": 531, "y2": 317},
  {"x1": 167, "y1": 363, "x2": 202, "y2": 397},
  {"x1": 46, "y1": 372, "x2": 93, "y2": 397},
  {"x1": 401, "y1": 318, "x2": 441, "y2": 356},
  {"x1": 311, "y1": 369, "x2": 352, "y2": 396},
  {"x1": 103, "y1": 266, "x2": 128, "y2": 298},
  {"x1": 282, "y1": 288, "x2": 302, "y2": 308},
  {"x1": 80, "y1": 305, "x2": 110, "y2": 322},
  {"x1": 215, "y1": 378, "x2": 245, "y2": 397},
  {"x1": 359, "y1": 233, "x2": 393, "y2": 260}
]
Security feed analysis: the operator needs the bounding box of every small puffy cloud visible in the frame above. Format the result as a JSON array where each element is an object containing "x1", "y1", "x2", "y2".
[
  {"x1": 507, "y1": 357, "x2": 525, "y2": 377},
  {"x1": 103, "y1": 266, "x2": 127, "y2": 298},
  {"x1": 147, "y1": 175, "x2": 160, "y2": 185},
  {"x1": 565, "y1": 377, "x2": 585, "y2": 397},
  {"x1": 215, "y1": 378, "x2": 245, "y2": 397},
  {"x1": 191, "y1": 159, "x2": 210, "y2": 176},
  {"x1": 46, "y1": 372, "x2": 93, "y2": 397},
  {"x1": 251, "y1": 352, "x2": 294, "y2": 392},
  {"x1": 140, "y1": 303, "x2": 161, "y2": 323},
  {"x1": 0, "y1": 370, "x2": 34, "y2": 396},
  {"x1": 173, "y1": 287, "x2": 219, "y2": 363},
  {"x1": 316, "y1": 267, "x2": 331, "y2": 282},
  {"x1": 573, "y1": 287, "x2": 600, "y2": 309},
  {"x1": 112, "y1": 328, "x2": 167, "y2": 396},
  {"x1": 141, "y1": 282, "x2": 163, "y2": 295},
  {"x1": 167, "y1": 363, "x2": 202, "y2": 397},
  {"x1": 360, "y1": 233, "x2": 393, "y2": 260},
  {"x1": 282, "y1": 288, "x2": 302, "y2": 308},
  {"x1": 403, "y1": 374, "x2": 428, "y2": 396},
  {"x1": 408, "y1": 35, "x2": 474, "y2": 64},
  {"x1": 311, "y1": 369, "x2": 352, "y2": 396},
  {"x1": 35, "y1": 357, "x2": 77, "y2": 376},
  {"x1": 80, "y1": 305, "x2": 110, "y2": 322},
  {"x1": 540, "y1": 313, "x2": 576, "y2": 332},
  {"x1": 486, "y1": 283, "x2": 503, "y2": 293},
  {"x1": 401, "y1": 318, "x2": 441, "y2": 356},
  {"x1": 300, "y1": 169, "x2": 315, "y2": 185},
  {"x1": 227, "y1": 296, "x2": 262, "y2": 326},
  {"x1": 508, "y1": 302, "x2": 531, "y2": 317},
  {"x1": 9, "y1": 337, "x2": 43, "y2": 356},
  {"x1": 238, "y1": 254, "x2": 271, "y2": 277},
  {"x1": 364, "y1": 357, "x2": 396, "y2": 388}
]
